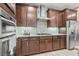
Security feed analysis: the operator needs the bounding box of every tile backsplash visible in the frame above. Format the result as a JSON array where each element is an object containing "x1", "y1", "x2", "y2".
[
  {"x1": 36, "y1": 20, "x2": 47, "y2": 34},
  {"x1": 16, "y1": 20, "x2": 64, "y2": 35},
  {"x1": 47, "y1": 27, "x2": 59, "y2": 34},
  {"x1": 16, "y1": 27, "x2": 37, "y2": 35},
  {"x1": 16, "y1": 27, "x2": 59, "y2": 35}
]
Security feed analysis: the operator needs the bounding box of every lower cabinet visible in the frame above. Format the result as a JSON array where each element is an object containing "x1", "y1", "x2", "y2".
[
  {"x1": 45, "y1": 37, "x2": 52, "y2": 51},
  {"x1": 29, "y1": 37, "x2": 40, "y2": 55},
  {"x1": 53, "y1": 36, "x2": 60, "y2": 50},
  {"x1": 40, "y1": 37, "x2": 46, "y2": 52},
  {"x1": 16, "y1": 38, "x2": 22, "y2": 56},
  {"x1": 21, "y1": 38, "x2": 29, "y2": 56},
  {"x1": 16, "y1": 36, "x2": 66, "y2": 56},
  {"x1": 60, "y1": 36, "x2": 66, "y2": 49},
  {"x1": 40, "y1": 36, "x2": 52, "y2": 52},
  {"x1": 52, "y1": 36, "x2": 66, "y2": 50}
]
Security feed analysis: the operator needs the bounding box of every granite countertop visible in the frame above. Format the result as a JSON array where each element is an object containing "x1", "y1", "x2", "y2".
[{"x1": 17, "y1": 34, "x2": 67, "y2": 38}]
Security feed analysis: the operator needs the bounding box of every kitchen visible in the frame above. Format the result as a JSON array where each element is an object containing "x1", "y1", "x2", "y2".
[
  {"x1": 0, "y1": 3, "x2": 79, "y2": 56},
  {"x1": 15, "y1": 3, "x2": 79, "y2": 56}
]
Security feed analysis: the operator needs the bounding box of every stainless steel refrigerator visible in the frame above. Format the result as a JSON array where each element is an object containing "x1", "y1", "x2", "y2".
[{"x1": 66, "y1": 20, "x2": 79, "y2": 49}]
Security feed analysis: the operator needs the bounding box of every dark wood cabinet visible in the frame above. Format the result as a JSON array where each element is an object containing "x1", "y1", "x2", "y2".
[
  {"x1": 47, "y1": 9, "x2": 59, "y2": 27},
  {"x1": 40, "y1": 37, "x2": 46, "y2": 52},
  {"x1": 47, "y1": 9, "x2": 64, "y2": 27},
  {"x1": 40, "y1": 36, "x2": 53, "y2": 52},
  {"x1": 21, "y1": 38, "x2": 29, "y2": 56},
  {"x1": 60, "y1": 9, "x2": 77, "y2": 27},
  {"x1": 27, "y1": 6, "x2": 37, "y2": 27},
  {"x1": 16, "y1": 5, "x2": 27, "y2": 26},
  {"x1": 16, "y1": 38, "x2": 22, "y2": 56},
  {"x1": 29, "y1": 37, "x2": 40, "y2": 55},
  {"x1": 16, "y1": 36, "x2": 66, "y2": 56},
  {"x1": 58, "y1": 12, "x2": 63, "y2": 27},
  {"x1": 45, "y1": 37, "x2": 52, "y2": 51},
  {"x1": 66, "y1": 9, "x2": 77, "y2": 20},
  {"x1": 60, "y1": 36, "x2": 66, "y2": 49},
  {"x1": 16, "y1": 4, "x2": 37, "y2": 27},
  {"x1": 53, "y1": 36, "x2": 60, "y2": 50},
  {"x1": 52, "y1": 36, "x2": 66, "y2": 50},
  {"x1": 62, "y1": 12, "x2": 66, "y2": 27},
  {"x1": 47, "y1": 9, "x2": 77, "y2": 27},
  {"x1": 21, "y1": 6, "x2": 28, "y2": 26}
]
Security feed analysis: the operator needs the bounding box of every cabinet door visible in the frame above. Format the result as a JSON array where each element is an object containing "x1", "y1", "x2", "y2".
[
  {"x1": 60, "y1": 36, "x2": 66, "y2": 49},
  {"x1": 53, "y1": 36, "x2": 60, "y2": 50},
  {"x1": 46, "y1": 37, "x2": 52, "y2": 51},
  {"x1": 27, "y1": 6, "x2": 37, "y2": 27},
  {"x1": 58, "y1": 13, "x2": 63, "y2": 27},
  {"x1": 47, "y1": 10, "x2": 58, "y2": 27},
  {"x1": 21, "y1": 6, "x2": 27, "y2": 26},
  {"x1": 40, "y1": 37, "x2": 46, "y2": 52},
  {"x1": 16, "y1": 5, "x2": 27, "y2": 26},
  {"x1": 66, "y1": 10, "x2": 77, "y2": 20},
  {"x1": 21, "y1": 38, "x2": 29, "y2": 56},
  {"x1": 16, "y1": 5, "x2": 21, "y2": 26},
  {"x1": 62, "y1": 12, "x2": 66, "y2": 27},
  {"x1": 29, "y1": 37, "x2": 40, "y2": 55},
  {"x1": 16, "y1": 38, "x2": 22, "y2": 56}
]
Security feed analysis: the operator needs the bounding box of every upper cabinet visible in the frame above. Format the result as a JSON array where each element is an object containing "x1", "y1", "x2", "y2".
[
  {"x1": 60, "y1": 9, "x2": 77, "y2": 27},
  {"x1": 61, "y1": 9, "x2": 77, "y2": 27},
  {"x1": 47, "y1": 9, "x2": 77, "y2": 27},
  {"x1": 16, "y1": 4, "x2": 37, "y2": 27},
  {"x1": 16, "y1": 5, "x2": 27, "y2": 26},
  {"x1": 65, "y1": 9, "x2": 77, "y2": 20},
  {"x1": 47, "y1": 9, "x2": 63, "y2": 27},
  {"x1": 57, "y1": 12, "x2": 63, "y2": 27},
  {"x1": 47, "y1": 9, "x2": 59, "y2": 27},
  {"x1": 27, "y1": 6, "x2": 37, "y2": 27}
]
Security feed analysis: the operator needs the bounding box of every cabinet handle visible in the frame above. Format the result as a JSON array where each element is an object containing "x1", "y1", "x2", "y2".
[{"x1": 27, "y1": 42, "x2": 28, "y2": 46}]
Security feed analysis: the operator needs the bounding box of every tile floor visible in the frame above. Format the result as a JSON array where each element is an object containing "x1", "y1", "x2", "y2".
[{"x1": 32, "y1": 49, "x2": 78, "y2": 56}]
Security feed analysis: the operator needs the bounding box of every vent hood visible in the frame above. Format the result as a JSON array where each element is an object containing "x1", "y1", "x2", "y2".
[{"x1": 37, "y1": 5, "x2": 51, "y2": 20}]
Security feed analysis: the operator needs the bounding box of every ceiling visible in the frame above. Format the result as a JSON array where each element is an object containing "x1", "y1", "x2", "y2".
[{"x1": 28, "y1": 3, "x2": 79, "y2": 10}]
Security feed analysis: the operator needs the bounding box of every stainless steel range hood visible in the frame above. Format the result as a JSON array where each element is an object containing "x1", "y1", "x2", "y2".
[{"x1": 37, "y1": 5, "x2": 51, "y2": 20}]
